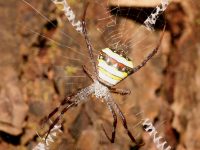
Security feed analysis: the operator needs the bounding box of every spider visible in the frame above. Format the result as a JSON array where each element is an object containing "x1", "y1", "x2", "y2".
[{"x1": 42, "y1": 3, "x2": 165, "y2": 148}]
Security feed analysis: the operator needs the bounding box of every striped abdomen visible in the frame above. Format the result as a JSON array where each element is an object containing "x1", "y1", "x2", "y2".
[{"x1": 98, "y1": 48, "x2": 133, "y2": 86}]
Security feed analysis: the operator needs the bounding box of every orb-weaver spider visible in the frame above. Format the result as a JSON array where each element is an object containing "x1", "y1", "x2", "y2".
[{"x1": 42, "y1": 3, "x2": 165, "y2": 148}]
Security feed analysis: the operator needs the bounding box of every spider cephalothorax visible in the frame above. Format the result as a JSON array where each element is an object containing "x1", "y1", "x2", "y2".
[{"x1": 98, "y1": 48, "x2": 134, "y2": 86}]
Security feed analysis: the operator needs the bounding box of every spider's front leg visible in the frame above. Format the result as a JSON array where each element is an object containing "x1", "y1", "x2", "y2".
[
  {"x1": 82, "y1": 3, "x2": 98, "y2": 78},
  {"x1": 109, "y1": 87, "x2": 131, "y2": 95}
]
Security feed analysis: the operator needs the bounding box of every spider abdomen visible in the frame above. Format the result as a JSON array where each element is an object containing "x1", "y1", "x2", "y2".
[{"x1": 98, "y1": 48, "x2": 134, "y2": 86}]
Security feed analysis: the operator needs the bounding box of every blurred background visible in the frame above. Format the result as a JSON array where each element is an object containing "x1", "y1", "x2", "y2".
[{"x1": 0, "y1": 0, "x2": 200, "y2": 150}]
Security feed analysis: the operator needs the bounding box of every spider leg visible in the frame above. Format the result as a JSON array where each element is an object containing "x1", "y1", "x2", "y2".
[
  {"x1": 82, "y1": 3, "x2": 98, "y2": 79},
  {"x1": 82, "y1": 65, "x2": 96, "y2": 81},
  {"x1": 43, "y1": 84, "x2": 95, "y2": 142},
  {"x1": 115, "y1": 103, "x2": 144, "y2": 147},
  {"x1": 45, "y1": 101, "x2": 76, "y2": 141},
  {"x1": 101, "y1": 104, "x2": 117, "y2": 143},
  {"x1": 109, "y1": 87, "x2": 131, "y2": 95},
  {"x1": 41, "y1": 96, "x2": 74, "y2": 125},
  {"x1": 117, "y1": 106, "x2": 137, "y2": 143},
  {"x1": 105, "y1": 93, "x2": 144, "y2": 147},
  {"x1": 130, "y1": 25, "x2": 166, "y2": 75}
]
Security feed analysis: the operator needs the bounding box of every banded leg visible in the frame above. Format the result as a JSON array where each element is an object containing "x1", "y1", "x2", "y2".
[{"x1": 101, "y1": 104, "x2": 117, "y2": 143}]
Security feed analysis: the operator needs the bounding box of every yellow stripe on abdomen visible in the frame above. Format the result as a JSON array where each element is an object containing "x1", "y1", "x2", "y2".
[
  {"x1": 98, "y1": 59, "x2": 128, "y2": 79},
  {"x1": 98, "y1": 70, "x2": 119, "y2": 86},
  {"x1": 98, "y1": 48, "x2": 134, "y2": 86},
  {"x1": 98, "y1": 67, "x2": 122, "y2": 81}
]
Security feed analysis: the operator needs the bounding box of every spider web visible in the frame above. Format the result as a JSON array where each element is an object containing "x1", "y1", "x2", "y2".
[
  {"x1": 18, "y1": 0, "x2": 169, "y2": 149},
  {"x1": 53, "y1": 0, "x2": 169, "y2": 147},
  {"x1": 19, "y1": 0, "x2": 167, "y2": 95},
  {"x1": 52, "y1": 0, "x2": 168, "y2": 93},
  {"x1": 18, "y1": 0, "x2": 167, "y2": 93}
]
